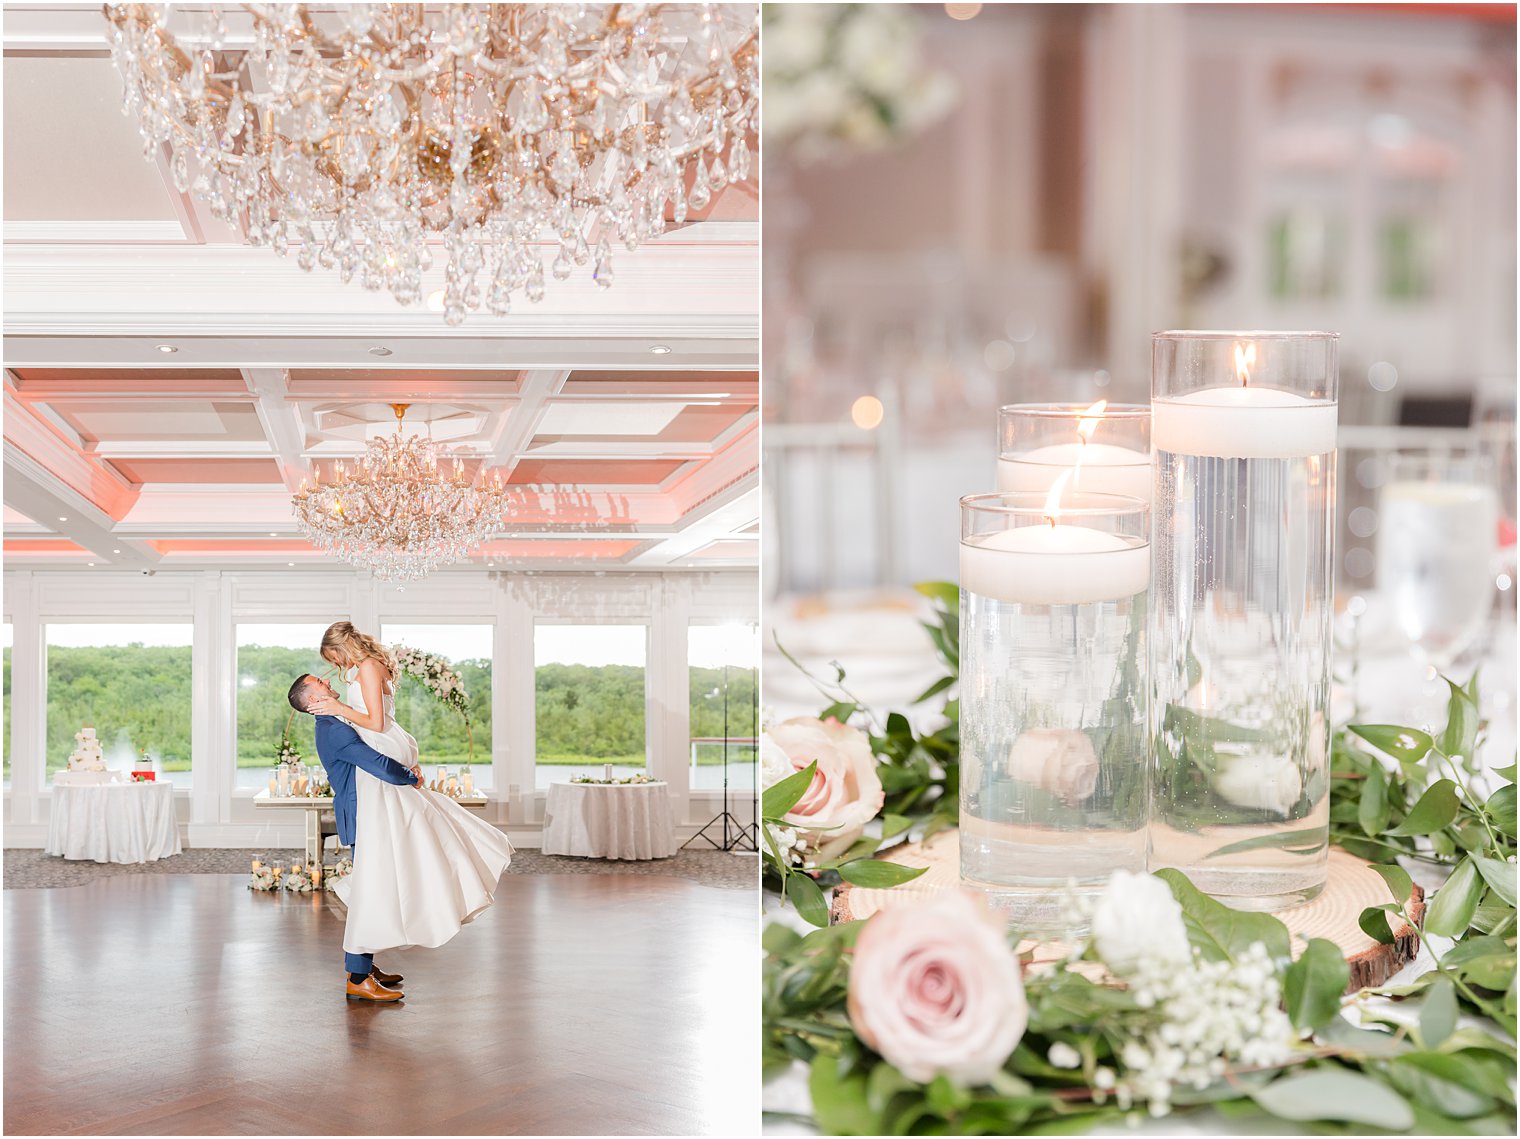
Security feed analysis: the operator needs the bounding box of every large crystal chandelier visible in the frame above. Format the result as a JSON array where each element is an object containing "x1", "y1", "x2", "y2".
[
  {"x1": 104, "y1": 4, "x2": 759, "y2": 324},
  {"x1": 292, "y1": 404, "x2": 510, "y2": 580}
]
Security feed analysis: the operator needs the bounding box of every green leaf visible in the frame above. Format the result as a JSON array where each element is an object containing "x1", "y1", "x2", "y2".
[
  {"x1": 1349, "y1": 723, "x2": 1434, "y2": 763},
  {"x1": 1420, "y1": 974, "x2": 1460, "y2": 1047},
  {"x1": 1440, "y1": 935, "x2": 1516, "y2": 990},
  {"x1": 1283, "y1": 938, "x2": 1350, "y2": 1031},
  {"x1": 1248, "y1": 1069, "x2": 1414, "y2": 1129},
  {"x1": 820, "y1": 701, "x2": 858, "y2": 724},
  {"x1": 1358, "y1": 764, "x2": 1391, "y2": 836},
  {"x1": 1388, "y1": 779, "x2": 1460, "y2": 836},
  {"x1": 1493, "y1": 761, "x2": 1517, "y2": 784},
  {"x1": 786, "y1": 871, "x2": 831, "y2": 928},
  {"x1": 1471, "y1": 856, "x2": 1517, "y2": 907},
  {"x1": 1425, "y1": 857, "x2": 1485, "y2": 938},
  {"x1": 1359, "y1": 903, "x2": 1401, "y2": 945},
  {"x1": 1487, "y1": 784, "x2": 1517, "y2": 836},
  {"x1": 1368, "y1": 862, "x2": 1414, "y2": 905},
  {"x1": 763, "y1": 760, "x2": 817, "y2": 820},
  {"x1": 809, "y1": 1053, "x2": 881, "y2": 1135},
  {"x1": 762, "y1": 923, "x2": 803, "y2": 957},
  {"x1": 1440, "y1": 680, "x2": 1480, "y2": 761},
  {"x1": 1387, "y1": 1054, "x2": 1498, "y2": 1119},
  {"x1": 1204, "y1": 826, "x2": 1327, "y2": 860},
  {"x1": 1155, "y1": 869, "x2": 1291, "y2": 963},
  {"x1": 912, "y1": 580, "x2": 960, "y2": 610},
  {"x1": 878, "y1": 814, "x2": 912, "y2": 840},
  {"x1": 911, "y1": 675, "x2": 954, "y2": 706},
  {"x1": 836, "y1": 859, "x2": 929, "y2": 889}
]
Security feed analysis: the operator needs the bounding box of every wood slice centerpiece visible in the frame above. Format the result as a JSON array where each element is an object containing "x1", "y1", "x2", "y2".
[{"x1": 831, "y1": 830, "x2": 1424, "y2": 993}]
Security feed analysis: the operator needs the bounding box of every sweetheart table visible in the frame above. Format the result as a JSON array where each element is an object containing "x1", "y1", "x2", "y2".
[
  {"x1": 46, "y1": 780, "x2": 181, "y2": 864},
  {"x1": 542, "y1": 781, "x2": 676, "y2": 860},
  {"x1": 253, "y1": 789, "x2": 488, "y2": 866}
]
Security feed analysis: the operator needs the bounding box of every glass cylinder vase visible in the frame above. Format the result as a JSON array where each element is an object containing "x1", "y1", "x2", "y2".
[
  {"x1": 959, "y1": 491, "x2": 1150, "y2": 928},
  {"x1": 1149, "y1": 331, "x2": 1338, "y2": 911},
  {"x1": 997, "y1": 402, "x2": 1152, "y2": 503}
]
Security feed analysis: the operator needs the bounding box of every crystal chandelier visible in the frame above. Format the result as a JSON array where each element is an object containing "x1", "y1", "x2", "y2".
[
  {"x1": 104, "y1": 4, "x2": 759, "y2": 324},
  {"x1": 292, "y1": 404, "x2": 510, "y2": 580}
]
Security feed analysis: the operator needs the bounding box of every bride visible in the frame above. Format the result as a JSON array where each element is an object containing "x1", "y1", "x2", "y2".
[{"x1": 309, "y1": 621, "x2": 512, "y2": 958}]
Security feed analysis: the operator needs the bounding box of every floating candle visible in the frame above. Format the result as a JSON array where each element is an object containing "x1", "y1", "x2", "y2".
[
  {"x1": 960, "y1": 524, "x2": 1149, "y2": 605},
  {"x1": 1152, "y1": 387, "x2": 1336, "y2": 459},
  {"x1": 997, "y1": 442, "x2": 1152, "y2": 502}
]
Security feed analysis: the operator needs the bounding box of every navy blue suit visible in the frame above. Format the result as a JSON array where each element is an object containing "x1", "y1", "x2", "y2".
[{"x1": 314, "y1": 715, "x2": 418, "y2": 975}]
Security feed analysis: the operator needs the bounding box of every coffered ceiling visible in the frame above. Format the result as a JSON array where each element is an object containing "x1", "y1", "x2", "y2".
[{"x1": 1, "y1": 4, "x2": 759, "y2": 574}]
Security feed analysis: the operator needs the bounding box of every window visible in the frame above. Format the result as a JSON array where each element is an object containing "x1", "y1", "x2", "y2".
[
  {"x1": 2, "y1": 622, "x2": 11, "y2": 787},
  {"x1": 535, "y1": 623, "x2": 647, "y2": 789},
  {"x1": 46, "y1": 624, "x2": 194, "y2": 789},
  {"x1": 235, "y1": 623, "x2": 328, "y2": 790},
  {"x1": 688, "y1": 624, "x2": 759, "y2": 791},
  {"x1": 381, "y1": 623, "x2": 493, "y2": 789}
]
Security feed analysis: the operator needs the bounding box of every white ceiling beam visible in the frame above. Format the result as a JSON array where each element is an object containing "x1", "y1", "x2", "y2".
[
  {"x1": 2, "y1": 445, "x2": 159, "y2": 567},
  {"x1": 242, "y1": 369, "x2": 308, "y2": 493},
  {"x1": 626, "y1": 482, "x2": 761, "y2": 568},
  {"x1": 486, "y1": 370, "x2": 571, "y2": 476}
]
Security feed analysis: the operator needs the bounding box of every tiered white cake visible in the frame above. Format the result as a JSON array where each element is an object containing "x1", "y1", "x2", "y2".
[{"x1": 54, "y1": 727, "x2": 122, "y2": 786}]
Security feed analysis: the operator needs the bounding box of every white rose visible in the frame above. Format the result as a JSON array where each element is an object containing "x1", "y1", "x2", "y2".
[
  {"x1": 1091, "y1": 870, "x2": 1192, "y2": 976},
  {"x1": 763, "y1": 716, "x2": 884, "y2": 862},
  {"x1": 1212, "y1": 752, "x2": 1304, "y2": 816},
  {"x1": 1006, "y1": 729, "x2": 1100, "y2": 806}
]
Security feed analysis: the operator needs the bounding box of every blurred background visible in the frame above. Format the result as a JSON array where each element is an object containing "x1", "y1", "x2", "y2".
[{"x1": 761, "y1": 2, "x2": 1517, "y2": 727}]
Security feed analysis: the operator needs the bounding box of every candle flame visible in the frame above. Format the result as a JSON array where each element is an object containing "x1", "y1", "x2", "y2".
[
  {"x1": 1076, "y1": 399, "x2": 1107, "y2": 444},
  {"x1": 1044, "y1": 468, "x2": 1074, "y2": 527},
  {"x1": 1234, "y1": 342, "x2": 1256, "y2": 388}
]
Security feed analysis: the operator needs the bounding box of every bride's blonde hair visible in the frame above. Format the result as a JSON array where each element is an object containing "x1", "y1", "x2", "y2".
[{"x1": 320, "y1": 621, "x2": 395, "y2": 679}]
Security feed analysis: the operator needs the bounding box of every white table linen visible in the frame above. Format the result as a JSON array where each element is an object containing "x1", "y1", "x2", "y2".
[
  {"x1": 542, "y1": 781, "x2": 676, "y2": 860},
  {"x1": 45, "y1": 781, "x2": 182, "y2": 864}
]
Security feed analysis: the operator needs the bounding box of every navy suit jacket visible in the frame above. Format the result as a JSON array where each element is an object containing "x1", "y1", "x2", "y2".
[{"x1": 314, "y1": 715, "x2": 417, "y2": 846}]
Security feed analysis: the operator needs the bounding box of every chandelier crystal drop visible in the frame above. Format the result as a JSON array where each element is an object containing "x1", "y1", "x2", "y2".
[
  {"x1": 104, "y1": 3, "x2": 759, "y2": 325},
  {"x1": 292, "y1": 404, "x2": 511, "y2": 581}
]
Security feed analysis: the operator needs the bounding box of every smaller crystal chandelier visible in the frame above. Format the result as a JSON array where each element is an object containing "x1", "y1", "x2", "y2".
[{"x1": 293, "y1": 404, "x2": 509, "y2": 581}]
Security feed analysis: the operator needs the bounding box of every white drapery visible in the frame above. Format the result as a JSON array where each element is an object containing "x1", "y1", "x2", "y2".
[
  {"x1": 45, "y1": 782, "x2": 182, "y2": 864},
  {"x1": 542, "y1": 781, "x2": 676, "y2": 860}
]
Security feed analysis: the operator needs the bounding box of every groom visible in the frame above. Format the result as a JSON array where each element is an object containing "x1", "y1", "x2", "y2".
[{"x1": 288, "y1": 673, "x2": 422, "y2": 1003}]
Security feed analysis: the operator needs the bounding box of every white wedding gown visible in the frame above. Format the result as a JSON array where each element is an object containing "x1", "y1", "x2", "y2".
[{"x1": 331, "y1": 667, "x2": 513, "y2": 956}]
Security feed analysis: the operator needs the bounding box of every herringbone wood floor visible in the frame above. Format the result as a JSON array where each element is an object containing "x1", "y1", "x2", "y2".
[{"x1": 3, "y1": 872, "x2": 758, "y2": 1135}]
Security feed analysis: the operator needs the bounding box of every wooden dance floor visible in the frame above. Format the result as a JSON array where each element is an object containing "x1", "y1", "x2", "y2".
[{"x1": 4, "y1": 870, "x2": 758, "y2": 1135}]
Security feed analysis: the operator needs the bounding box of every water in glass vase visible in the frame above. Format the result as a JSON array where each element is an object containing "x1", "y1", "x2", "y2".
[
  {"x1": 1149, "y1": 449, "x2": 1333, "y2": 911},
  {"x1": 960, "y1": 587, "x2": 1149, "y2": 928}
]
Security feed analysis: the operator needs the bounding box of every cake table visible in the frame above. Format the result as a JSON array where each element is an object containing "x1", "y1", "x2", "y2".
[{"x1": 46, "y1": 780, "x2": 181, "y2": 864}]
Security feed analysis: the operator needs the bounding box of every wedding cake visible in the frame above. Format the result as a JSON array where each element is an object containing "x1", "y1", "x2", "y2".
[{"x1": 55, "y1": 727, "x2": 122, "y2": 786}]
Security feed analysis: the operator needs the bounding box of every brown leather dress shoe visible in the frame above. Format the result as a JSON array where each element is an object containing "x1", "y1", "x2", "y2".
[
  {"x1": 346, "y1": 975, "x2": 404, "y2": 1002},
  {"x1": 371, "y1": 967, "x2": 403, "y2": 986}
]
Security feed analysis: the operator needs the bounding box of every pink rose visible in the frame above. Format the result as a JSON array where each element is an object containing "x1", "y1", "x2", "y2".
[
  {"x1": 847, "y1": 891, "x2": 1028, "y2": 1085},
  {"x1": 764, "y1": 716, "x2": 885, "y2": 861}
]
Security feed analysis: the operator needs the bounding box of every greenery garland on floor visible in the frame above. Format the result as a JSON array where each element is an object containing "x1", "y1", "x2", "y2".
[{"x1": 762, "y1": 583, "x2": 1516, "y2": 1134}]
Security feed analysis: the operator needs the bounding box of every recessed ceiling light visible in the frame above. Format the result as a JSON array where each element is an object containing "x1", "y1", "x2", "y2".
[
  {"x1": 368, "y1": 346, "x2": 394, "y2": 357},
  {"x1": 155, "y1": 344, "x2": 178, "y2": 354},
  {"x1": 87, "y1": 562, "x2": 95, "y2": 567},
  {"x1": 648, "y1": 344, "x2": 672, "y2": 355},
  {"x1": 58, "y1": 516, "x2": 68, "y2": 522},
  {"x1": 426, "y1": 289, "x2": 446, "y2": 312},
  {"x1": 288, "y1": 562, "x2": 296, "y2": 567},
  {"x1": 113, "y1": 549, "x2": 122, "y2": 554},
  {"x1": 268, "y1": 532, "x2": 278, "y2": 537}
]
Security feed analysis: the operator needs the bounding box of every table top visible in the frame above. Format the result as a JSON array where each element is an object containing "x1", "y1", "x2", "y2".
[
  {"x1": 51, "y1": 779, "x2": 171, "y2": 792},
  {"x1": 551, "y1": 780, "x2": 667, "y2": 789}
]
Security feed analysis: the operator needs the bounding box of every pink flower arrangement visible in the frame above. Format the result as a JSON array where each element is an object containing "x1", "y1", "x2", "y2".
[{"x1": 763, "y1": 716, "x2": 885, "y2": 861}]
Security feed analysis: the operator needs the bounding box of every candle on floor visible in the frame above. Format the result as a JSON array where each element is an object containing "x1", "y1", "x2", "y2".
[
  {"x1": 251, "y1": 859, "x2": 262, "y2": 872},
  {"x1": 462, "y1": 769, "x2": 474, "y2": 794}
]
